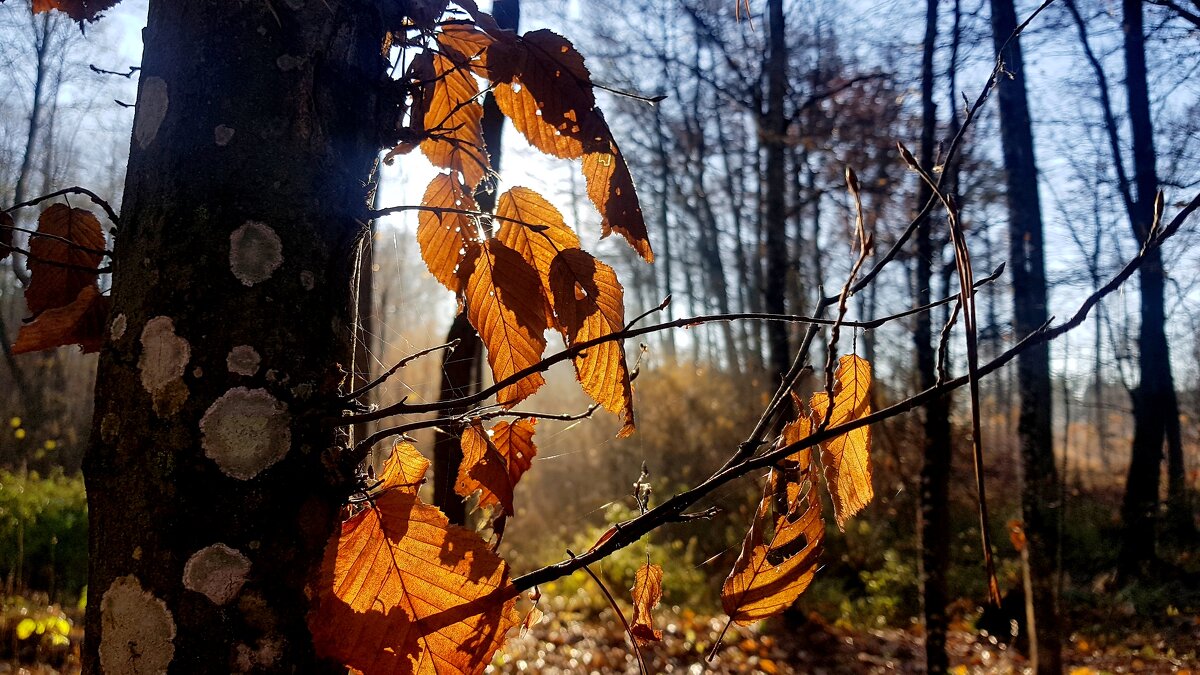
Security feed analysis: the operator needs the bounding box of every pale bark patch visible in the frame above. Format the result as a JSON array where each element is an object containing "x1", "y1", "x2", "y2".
[
  {"x1": 183, "y1": 543, "x2": 251, "y2": 605},
  {"x1": 99, "y1": 575, "x2": 175, "y2": 675},
  {"x1": 133, "y1": 77, "x2": 169, "y2": 150},
  {"x1": 200, "y1": 388, "x2": 291, "y2": 479},
  {"x1": 110, "y1": 313, "x2": 127, "y2": 341},
  {"x1": 227, "y1": 345, "x2": 262, "y2": 376},
  {"x1": 230, "y1": 221, "x2": 283, "y2": 286},
  {"x1": 139, "y1": 317, "x2": 190, "y2": 416}
]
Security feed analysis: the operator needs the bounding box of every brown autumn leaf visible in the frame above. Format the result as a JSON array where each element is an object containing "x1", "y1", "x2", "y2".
[
  {"x1": 721, "y1": 446, "x2": 824, "y2": 625},
  {"x1": 630, "y1": 562, "x2": 664, "y2": 645},
  {"x1": 421, "y1": 52, "x2": 490, "y2": 189},
  {"x1": 417, "y1": 174, "x2": 480, "y2": 293},
  {"x1": 0, "y1": 211, "x2": 13, "y2": 262},
  {"x1": 495, "y1": 187, "x2": 580, "y2": 290},
  {"x1": 377, "y1": 441, "x2": 430, "y2": 494},
  {"x1": 310, "y1": 490, "x2": 519, "y2": 675},
  {"x1": 13, "y1": 284, "x2": 110, "y2": 354},
  {"x1": 582, "y1": 137, "x2": 654, "y2": 263},
  {"x1": 547, "y1": 248, "x2": 635, "y2": 437},
  {"x1": 25, "y1": 204, "x2": 106, "y2": 317},
  {"x1": 455, "y1": 420, "x2": 514, "y2": 518},
  {"x1": 460, "y1": 239, "x2": 550, "y2": 405},
  {"x1": 29, "y1": 0, "x2": 121, "y2": 20},
  {"x1": 438, "y1": 22, "x2": 494, "y2": 76},
  {"x1": 808, "y1": 354, "x2": 874, "y2": 529},
  {"x1": 490, "y1": 417, "x2": 537, "y2": 491}
]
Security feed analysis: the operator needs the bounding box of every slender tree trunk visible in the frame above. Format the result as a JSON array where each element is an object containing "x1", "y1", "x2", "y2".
[
  {"x1": 82, "y1": 2, "x2": 391, "y2": 672},
  {"x1": 763, "y1": 0, "x2": 789, "y2": 381},
  {"x1": 988, "y1": 0, "x2": 1063, "y2": 671},
  {"x1": 915, "y1": 2, "x2": 952, "y2": 671}
]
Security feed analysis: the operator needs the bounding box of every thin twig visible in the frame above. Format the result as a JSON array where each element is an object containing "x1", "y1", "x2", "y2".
[
  {"x1": 6, "y1": 186, "x2": 121, "y2": 230},
  {"x1": 340, "y1": 339, "x2": 460, "y2": 402},
  {"x1": 567, "y1": 549, "x2": 648, "y2": 675}
]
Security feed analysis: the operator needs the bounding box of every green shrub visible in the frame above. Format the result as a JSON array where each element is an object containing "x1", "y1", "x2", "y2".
[{"x1": 0, "y1": 470, "x2": 88, "y2": 600}]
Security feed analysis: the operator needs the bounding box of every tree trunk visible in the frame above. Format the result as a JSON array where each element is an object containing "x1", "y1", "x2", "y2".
[
  {"x1": 82, "y1": 2, "x2": 390, "y2": 672},
  {"x1": 915, "y1": 2, "x2": 952, "y2": 671},
  {"x1": 988, "y1": 0, "x2": 1063, "y2": 671},
  {"x1": 1116, "y1": 0, "x2": 1194, "y2": 565},
  {"x1": 763, "y1": 0, "x2": 789, "y2": 381}
]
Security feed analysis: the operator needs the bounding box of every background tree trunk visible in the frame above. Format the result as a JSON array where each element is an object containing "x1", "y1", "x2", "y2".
[
  {"x1": 82, "y1": 2, "x2": 390, "y2": 672},
  {"x1": 988, "y1": 0, "x2": 1063, "y2": 671},
  {"x1": 763, "y1": 0, "x2": 789, "y2": 382}
]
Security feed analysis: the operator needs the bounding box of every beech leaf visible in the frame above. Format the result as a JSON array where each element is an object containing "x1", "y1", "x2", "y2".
[
  {"x1": 13, "y1": 284, "x2": 110, "y2": 355},
  {"x1": 455, "y1": 420, "x2": 515, "y2": 518},
  {"x1": 547, "y1": 248, "x2": 635, "y2": 436},
  {"x1": 417, "y1": 174, "x2": 480, "y2": 293},
  {"x1": 495, "y1": 187, "x2": 580, "y2": 291},
  {"x1": 25, "y1": 204, "x2": 106, "y2": 317},
  {"x1": 721, "y1": 445, "x2": 824, "y2": 625},
  {"x1": 310, "y1": 491, "x2": 519, "y2": 675},
  {"x1": 630, "y1": 562, "x2": 664, "y2": 645},
  {"x1": 460, "y1": 239, "x2": 550, "y2": 405},
  {"x1": 377, "y1": 441, "x2": 430, "y2": 494},
  {"x1": 421, "y1": 52, "x2": 490, "y2": 189},
  {"x1": 583, "y1": 143, "x2": 653, "y2": 262},
  {"x1": 29, "y1": 0, "x2": 121, "y2": 21},
  {"x1": 809, "y1": 354, "x2": 874, "y2": 529}
]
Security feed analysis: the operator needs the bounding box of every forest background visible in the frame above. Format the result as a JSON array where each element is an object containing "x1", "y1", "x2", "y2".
[{"x1": 2, "y1": 0, "x2": 1200, "y2": 672}]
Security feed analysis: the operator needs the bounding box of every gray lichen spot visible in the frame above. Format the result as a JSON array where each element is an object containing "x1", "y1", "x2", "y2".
[
  {"x1": 200, "y1": 388, "x2": 291, "y2": 480},
  {"x1": 133, "y1": 77, "x2": 169, "y2": 150},
  {"x1": 299, "y1": 270, "x2": 315, "y2": 291},
  {"x1": 110, "y1": 313, "x2": 127, "y2": 341},
  {"x1": 227, "y1": 345, "x2": 261, "y2": 377},
  {"x1": 230, "y1": 221, "x2": 283, "y2": 286},
  {"x1": 183, "y1": 544, "x2": 251, "y2": 605},
  {"x1": 234, "y1": 636, "x2": 282, "y2": 672},
  {"x1": 99, "y1": 575, "x2": 175, "y2": 675},
  {"x1": 276, "y1": 54, "x2": 303, "y2": 71},
  {"x1": 214, "y1": 125, "x2": 236, "y2": 146},
  {"x1": 139, "y1": 317, "x2": 190, "y2": 416}
]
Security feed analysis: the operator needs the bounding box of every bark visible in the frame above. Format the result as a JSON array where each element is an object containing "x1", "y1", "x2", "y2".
[
  {"x1": 915, "y1": 2, "x2": 952, "y2": 671},
  {"x1": 429, "y1": 0, "x2": 519, "y2": 525},
  {"x1": 988, "y1": 0, "x2": 1063, "y2": 671},
  {"x1": 763, "y1": 0, "x2": 789, "y2": 381},
  {"x1": 82, "y1": 2, "x2": 392, "y2": 672},
  {"x1": 1117, "y1": 0, "x2": 1194, "y2": 573}
]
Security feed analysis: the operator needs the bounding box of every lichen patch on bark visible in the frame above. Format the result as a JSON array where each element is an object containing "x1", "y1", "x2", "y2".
[
  {"x1": 110, "y1": 313, "x2": 127, "y2": 341},
  {"x1": 183, "y1": 543, "x2": 251, "y2": 605},
  {"x1": 138, "y1": 317, "x2": 190, "y2": 416},
  {"x1": 133, "y1": 77, "x2": 169, "y2": 150},
  {"x1": 200, "y1": 388, "x2": 291, "y2": 479},
  {"x1": 227, "y1": 345, "x2": 262, "y2": 376},
  {"x1": 99, "y1": 575, "x2": 175, "y2": 675},
  {"x1": 214, "y1": 125, "x2": 236, "y2": 146},
  {"x1": 230, "y1": 221, "x2": 283, "y2": 286}
]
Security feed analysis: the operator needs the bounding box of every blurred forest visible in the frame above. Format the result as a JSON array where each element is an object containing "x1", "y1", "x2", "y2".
[{"x1": 3, "y1": 0, "x2": 1200, "y2": 672}]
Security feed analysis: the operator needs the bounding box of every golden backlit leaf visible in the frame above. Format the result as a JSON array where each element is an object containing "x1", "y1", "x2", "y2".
[
  {"x1": 30, "y1": 0, "x2": 121, "y2": 20},
  {"x1": 721, "y1": 448, "x2": 824, "y2": 626},
  {"x1": 421, "y1": 53, "x2": 489, "y2": 189},
  {"x1": 455, "y1": 420, "x2": 514, "y2": 518},
  {"x1": 809, "y1": 354, "x2": 874, "y2": 529},
  {"x1": 26, "y1": 204, "x2": 106, "y2": 317},
  {"x1": 13, "y1": 284, "x2": 110, "y2": 354},
  {"x1": 460, "y1": 239, "x2": 550, "y2": 405},
  {"x1": 495, "y1": 187, "x2": 580, "y2": 291},
  {"x1": 377, "y1": 442, "x2": 430, "y2": 494},
  {"x1": 582, "y1": 141, "x2": 653, "y2": 263},
  {"x1": 437, "y1": 23, "x2": 495, "y2": 76},
  {"x1": 489, "y1": 417, "x2": 537, "y2": 492},
  {"x1": 630, "y1": 562, "x2": 663, "y2": 645},
  {"x1": 491, "y1": 29, "x2": 599, "y2": 160},
  {"x1": 417, "y1": 174, "x2": 480, "y2": 293},
  {"x1": 310, "y1": 491, "x2": 519, "y2": 675},
  {"x1": 547, "y1": 248, "x2": 634, "y2": 437}
]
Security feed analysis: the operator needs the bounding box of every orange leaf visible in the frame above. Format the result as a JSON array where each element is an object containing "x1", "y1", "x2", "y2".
[
  {"x1": 455, "y1": 420, "x2": 514, "y2": 518},
  {"x1": 25, "y1": 204, "x2": 106, "y2": 316},
  {"x1": 547, "y1": 248, "x2": 635, "y2": 436},
  {"x1": 491, "y1": 30, "x2": 600, "y2": 160},
  {"x1": 489, "y1": 418, "x2": 537, "y2": 491},
  {"x1": 495, "y1": 187, "x2": 580, "y2": 290},
  {"x1": 583, "y1": 144, "x2": 653, "y2": 262},
  {"x1": 460, "y1": 239, "x2": 549, "y2": 405},
  {"x1": 13, "y1": 284, "x2": 110, "y2": 354},
  {"x1": 721, "y1": 447, "x2": 824, "y2": 625},
  {"x1": 377, "y1": 441, "x2": 430, "y2": 494},
  {"x1": 630, "y1": 562, "x2": 663, "y2": 645},
  {"x1": 0, "y1": 211, "x2": 13, "y2": 262},
  {"x1": 310, "y1": 491, "x2": 519, "y2": 675},
  {"x1": 437, "y1": 23, "x2": 495, "y2": 76},
  {"x1": 421, "y1": 53, "x2": 490, "y2": 189},
  {"x1": 31, "y1": 0, "x2": 121, "y2": 20},
  {"x1": 417, "y1": 174, "x2": 480, "y2": 293},
  {"x1": 809, "y1": 354, "x2": 874, "y2": 529}
]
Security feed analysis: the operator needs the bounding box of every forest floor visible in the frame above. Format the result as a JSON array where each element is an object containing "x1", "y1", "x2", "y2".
[{"x1": 3, "y1": 605, "x2": 1197, "y2": 674}]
